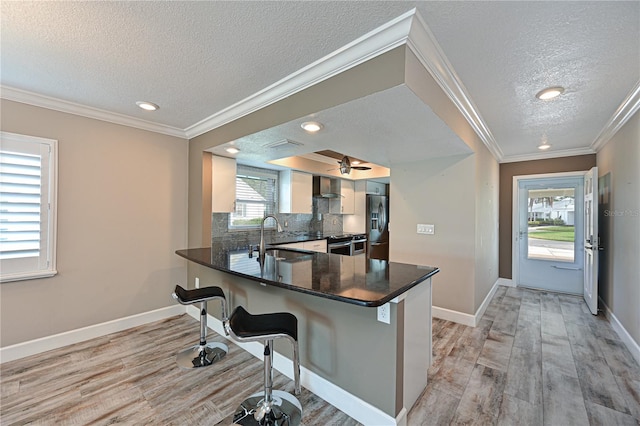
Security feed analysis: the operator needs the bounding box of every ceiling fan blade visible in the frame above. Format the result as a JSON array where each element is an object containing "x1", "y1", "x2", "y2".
[{"x1": 352, "y1": 166, "x2": 372, "y2": 170}]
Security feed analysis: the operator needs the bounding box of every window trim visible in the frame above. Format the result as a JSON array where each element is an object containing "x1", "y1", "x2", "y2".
[{"x1": 0, "y1": 131, "x2": 58, "y2": 283}]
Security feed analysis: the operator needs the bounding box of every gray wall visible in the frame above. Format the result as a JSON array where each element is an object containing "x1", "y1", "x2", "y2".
[
  {"x1": 596, "y1": 110, "x2": 640, "y2": 347},
  {"x1": 498, "y1": 155, "x2": 597, "y2": 278},
  {"x1": 389, "y1": 48, "x2": 500, "y2": 316},
  {"x1": 189, "y1": 262, "x2": 401, "y2": 416},
  {"x1": 390, "y1": 155, "x2": 477, "y2": 314},
  {"x1": 0, "y1": 100, "x2": 189, "y2": 347}
]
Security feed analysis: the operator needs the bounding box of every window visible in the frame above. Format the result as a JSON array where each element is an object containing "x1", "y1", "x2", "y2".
[
  {"x1": 229, "y1": 165, "x2": 278, "y2": 229},
  {"x1": 0, "y1": 132, "x2": 57, "y2": 282}
]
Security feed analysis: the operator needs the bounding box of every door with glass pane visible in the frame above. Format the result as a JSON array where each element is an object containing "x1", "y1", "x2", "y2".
[{"x1": 517, "y1": 176, "x2": 584, "y2": 293}]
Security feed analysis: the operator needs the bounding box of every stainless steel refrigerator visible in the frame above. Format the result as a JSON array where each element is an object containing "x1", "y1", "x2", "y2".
[{"x1": 366, "y1": 194, "x2": 389, "y2": 260}]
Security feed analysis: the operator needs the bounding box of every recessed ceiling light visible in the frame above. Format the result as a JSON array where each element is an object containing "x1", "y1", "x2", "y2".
[
  {"x1": 535, "y1": 86, "x2": 565, "y2": 100},
  {"x1": 538, "y1": 142, "x2": 551, "y2": 150},
  {"x1": 136, "y1": 101, "x2": 159, "y2": 111},
  {"x1": 225, "y1": 147, "x2": 240, "y2": 154},
  {"x1": 301, "y1": 121, "x2": 323, "y2": 133},
  {"x1": 351, "y1": 160, "x2": 361, "y2": 165}
]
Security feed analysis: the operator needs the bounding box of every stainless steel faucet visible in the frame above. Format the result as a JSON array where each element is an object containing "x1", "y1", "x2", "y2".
[{"x1": 259, "y1": 214, "x2": 283, "y2": 259}]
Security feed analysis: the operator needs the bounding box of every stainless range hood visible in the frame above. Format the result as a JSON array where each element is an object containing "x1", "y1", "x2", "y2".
[{"x1": 313, "y1": 176, "x2": 341, "y2": 198}]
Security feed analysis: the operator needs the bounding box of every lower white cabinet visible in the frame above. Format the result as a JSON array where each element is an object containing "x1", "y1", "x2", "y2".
[
  {"x1": 277, "y1": 239, "x2": 327, "y2": 253},
  {"x1": 303, "y1": 239, "x2": 327, "y2": 253},
  {"x1": 276, "y1": 242, "x2": 305, "y2": 250}
]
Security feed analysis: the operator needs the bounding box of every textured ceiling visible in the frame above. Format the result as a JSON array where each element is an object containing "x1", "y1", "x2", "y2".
[
  {"x1": 420, "y1": 1, "x2": 640, "y2": 158},
  {"x1": 207, "y1": 85, "x2": 472, "y2": 167},
  {"x1": 1, "y1": 1, "x2": 639, "y2": 163}
]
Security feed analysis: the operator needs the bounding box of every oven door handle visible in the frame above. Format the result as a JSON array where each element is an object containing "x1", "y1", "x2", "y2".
[
  {"x1": 352, "y1": 238, "x2": 367, "y2": 244},
  {"x1": 328, "y1": 241, "x2": 352, "y2": 248}
]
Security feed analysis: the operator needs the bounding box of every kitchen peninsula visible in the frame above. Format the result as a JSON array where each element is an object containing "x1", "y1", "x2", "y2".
[{"x1": 177, "y1": 243, "x2": 439, "y2": 425}]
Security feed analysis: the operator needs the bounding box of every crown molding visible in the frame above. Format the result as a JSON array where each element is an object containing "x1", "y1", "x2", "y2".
[
  {"x1": 405, "y1": 12, "x2": 504, "y2": 162},
  {"x1": 500, "y1": 147, "x2": 595, "y2": 164},
  {"x1": 185, "y1": 8, "x2": 505, "y2": 165},
  {"x1": 184, "y1": 9, "x2": 419, "y2": 139},
  {"x1": 591, "y1": 80, "x2": 640, "y2": 152},
  {"x1": 0, "y1": 85, "x2": 187, "y2": 139}
]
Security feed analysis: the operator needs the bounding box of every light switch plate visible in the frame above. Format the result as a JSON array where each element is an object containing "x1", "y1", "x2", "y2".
[{"x1": 417, "y1": 224, "x2": 435, "y2": 235}]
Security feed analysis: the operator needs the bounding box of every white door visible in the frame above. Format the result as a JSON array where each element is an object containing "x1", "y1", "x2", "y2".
[
  {"x1": 583, "y1": 167, "x2": 599, "y2": 315},
  {"x1": 516, "y1": 176, "x2": 584, "y2": 293}
]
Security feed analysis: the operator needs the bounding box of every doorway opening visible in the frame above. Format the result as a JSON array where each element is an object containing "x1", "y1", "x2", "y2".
[{"x1": 512, "y1": 172, "x2": 585, "y2": 294}]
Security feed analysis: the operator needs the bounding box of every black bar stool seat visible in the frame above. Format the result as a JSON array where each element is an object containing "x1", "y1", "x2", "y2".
[
  {"x1": 172, "y1": 284, "x2": 228, "y2": 369},
  {"x1": 226, "y1": 306, "x2": 302, "y2": 426},
  {"x1": 228, "y1": 308, "x2": 297, "y2": 341}
]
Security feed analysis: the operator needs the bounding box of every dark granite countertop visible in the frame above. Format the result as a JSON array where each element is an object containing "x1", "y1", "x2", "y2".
[{"x1": 176, "y1": 245, "x2": 439, "y2": 307}]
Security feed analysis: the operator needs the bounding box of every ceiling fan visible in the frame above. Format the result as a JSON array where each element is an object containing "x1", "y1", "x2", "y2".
[{"x1": 335, "y1": 156, "x2": 372, "y2": 175}]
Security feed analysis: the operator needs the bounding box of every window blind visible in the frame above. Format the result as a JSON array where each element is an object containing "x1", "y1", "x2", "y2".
[
  {"x1": 229, "y1": 165, "x2": 278, "y2": 228},
  {"x1": 0, "y1": 150, "x2": 42, "y2": 260},
  {"x1": 0, "y1": 131, "x2": 57, "y2": 282}
]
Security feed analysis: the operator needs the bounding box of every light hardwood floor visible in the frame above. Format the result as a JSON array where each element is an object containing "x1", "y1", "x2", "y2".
[{"x1": 1, "y1": 286, "x2": 639, "y2": 425}]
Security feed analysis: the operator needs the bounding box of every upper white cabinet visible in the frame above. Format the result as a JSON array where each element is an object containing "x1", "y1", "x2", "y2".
[
  {"x1": 211, "y1": 155, "x2": 236, "y2": 213},
  {"x1": 343, "y1": 180, "x2": 367, "y2": 233},
  {"x1": 329, "y1": 179, "x2": 355, "y2": 214},
  {"x1": 279, "y1": 170, "x2": 313, "y2": 214},
  {"x1": 366, "y1": 180, "x2": 387, "y2": 196},
  {"x1": 340, "y1": 179, "x2": 355, "y2": 214}
]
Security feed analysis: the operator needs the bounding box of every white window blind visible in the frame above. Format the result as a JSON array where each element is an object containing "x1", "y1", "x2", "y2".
[
  {"x1": 229, "y1": 165, "x2": 278, "y2": 229},
  {"x1": 0, "y1": 132, "x2": 57, "y2": 282}
]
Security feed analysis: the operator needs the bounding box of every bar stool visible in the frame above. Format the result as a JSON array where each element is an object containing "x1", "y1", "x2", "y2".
[
  {"x1": 172, "y1": 284, "x2": 228, "y2": 369},
  {"x1": 226, "y1": 305, "x2": 302, "y2": 425}
]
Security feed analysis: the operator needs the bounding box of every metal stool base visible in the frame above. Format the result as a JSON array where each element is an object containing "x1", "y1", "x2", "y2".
[
  {"x1": 176, "y1": 342, "x2": 228, "y2": 369},
  {"x1": 232, "y1": 390, "x2": 302, "y2": 426}
]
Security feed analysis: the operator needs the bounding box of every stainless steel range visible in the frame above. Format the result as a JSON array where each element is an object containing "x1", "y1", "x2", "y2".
[{"x1": 326, "y1": 234, "x2": 367, "y2": 256}]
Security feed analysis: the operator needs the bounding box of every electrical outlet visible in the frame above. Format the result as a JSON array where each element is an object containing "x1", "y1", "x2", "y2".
[
  {"x1": 417, "y1": 224, "x2": 435, "y2": 235},
  {"x1": 377, "y1": 303, "x2": 391, "y2": 324},
  {"x1": 195, "y1": 277, "x2": 200, "y2": 289}
]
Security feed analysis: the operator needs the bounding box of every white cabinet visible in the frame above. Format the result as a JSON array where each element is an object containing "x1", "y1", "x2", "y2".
[
  {"x1": 277, "y1": 257, "x2": 312, "y2": 285},
  {"x1": 277, "y1": 239, "x2": 327, "y2": 253},
  {"x1": 329, "y1": 179, "x2": 355, "y2": 214},
  {"x1": 340, "y1": 180, "x2": 355, "y2": 214},
  {"x1": 211, "y1": 155, "x2": 236, "y2": 213},
  {"x1": 279, "y1": 170, "x2": 313, "y2": 214},
  {"x1": 276, "y1": 242, "x2": 305, "y2": 250},
  {"x1": 303, "y1": 239, "x2": 327, "y2": 253},
  {"x1": 366, "y1": 180, "x2": 387, "y2": 195},
  {"x1": 343, "y1": 180, "x2": 367, "y2": 233}
]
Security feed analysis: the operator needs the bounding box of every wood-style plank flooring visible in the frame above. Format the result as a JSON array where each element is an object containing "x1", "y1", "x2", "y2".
[
  {"x1": 2, "y1": 286, "x2": 639, "y2": 425},
  {"x1": 408, "y1": 286, "x2": 640, "y2": 425}
]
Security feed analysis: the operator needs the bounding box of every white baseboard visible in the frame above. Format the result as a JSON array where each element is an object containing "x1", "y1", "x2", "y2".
[
  {"x1": 186, "y1": 306, "x2": 401, "y2": 426},
  {"x1": 496, "y1": 277, "x2": 514, "y2": 287},
  {"x1": 432, "y1": 306, "x2": 476, "y2": 327},
  {"x1": 432, "y1": 278, "x2": 501, "y2": 327},
  {"x1": 473, "y1": 279, "x2": 501, "y2": 325},
  {"x1": 0, "y1": 305, "x2": 185, "y2": 364},
  {"x1": 598, "y1": 296, "x2": 640, "y2": 367}
]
